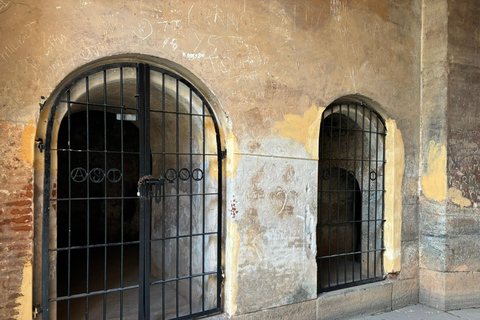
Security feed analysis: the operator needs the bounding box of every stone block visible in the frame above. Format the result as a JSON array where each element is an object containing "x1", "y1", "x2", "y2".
[
  {"x1": 232, "y1": 300, "x2": 316, "y2": 320},
  {"x1": 419, "y1": 268, "x2": 446, "y2": 310},
  {"x1": 444, "y1": 271, "x2": 480, "y2": 310},
  {"x1": 392, "y1": 278, "x2": 419, "y2": 310},
  {"x1": 445, "y1": 235, "x2": 480, "y2": 272},
  {"x1": 316, "y1": 281, "x2": 392, "y2": 320},
  {"x1": 401, "y1": 203, "x2": 419, "y2": 241},
  {"x1": 419, "y1": 234, "x2": 446, "y2": 271},
  {"x1": 399, "y1": 240, "x2": 419, "y2": 280}
]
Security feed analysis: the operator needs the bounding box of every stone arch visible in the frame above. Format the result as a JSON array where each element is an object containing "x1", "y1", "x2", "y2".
[{"x1": 33, "y1": 55, "x2": 227, "y2": 320}]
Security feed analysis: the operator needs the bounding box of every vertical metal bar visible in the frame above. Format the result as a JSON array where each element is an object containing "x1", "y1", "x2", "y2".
[
  {"x1": 318, "y1": 110, "x2": 325, "y2": 291},
  {"x1": 42, "y1": 95, "x2": 56, "y2": 320},
  {"x1": 360, "y1": 104, "x2": 364, "y2": 281},
  {"x1": 119, "y1": 67, "x2": 124, "y2": 320},
  {"x1": 352, "y1": 104, "x2": 358, "y2": 283},
  {"x1": 189, "y1": 89, "x2": 193, "y2": 315},
  {"x1": 137, "y1": 64, "x2": 146, "y2": 320},
  {"x1": 67, "y1": 90, "x2": 72, "y2": 320},
  {"x1": 381, "y1": 118, "x2": 386, "y2": 277},
  {"x1": 202, "y1": 102, "x2": 206, "y2": 311},
  {"x1": 336, "y1": 105, "x2": 341, "y2": 286},
  {"x1": 103, "y1": 69, "x2": 108, "y2": 320},
  {"x1": 327, "y1": 108, "x2": 333, "y2": 289},
  {"x1": 215, "y1": 111, "x2": 222, "y2": 311},
  {"x1": 175, "y1": 78, "x2": 180, "y2": 319},
  {"x1": 144, "y1": 64, "x2": 152, "y2": 320},
  {"x1": 161, "y1": 73, "x2": 166, "y2": 320},
  {"x1": 367, "y1": 105, "x2": 372, "y2": 279},
  {"x1": 85, "y1": 75, "x2": 90, "y2": 320},
  {"x1": 345, "y1": 105, "x2": 349, "y2": 284},
  {"x1": 374, "y1": 114, "x2": 379, "y2": 278}
]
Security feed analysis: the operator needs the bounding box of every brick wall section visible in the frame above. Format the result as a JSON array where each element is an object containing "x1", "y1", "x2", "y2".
[{"x1": 0, "y1": 121, "x2": 34, "y2": 320}]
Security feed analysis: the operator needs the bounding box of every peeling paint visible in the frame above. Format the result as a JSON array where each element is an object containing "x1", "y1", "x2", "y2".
[
  {"x1": 225, "y1": 219, "x2": 240, "y2": 315},
  {"x1": 448, "y1": 187, "x2": 471, "y2": 208},
  {"x1": 421, "y1": 140, "x2": 447, "y2": 202},
  {"x1": 272, "y1": 106, "x2": 324, "y2": 159},
  {"x1": 384, "y1": 119, "x2": 404, "y2": 273},
  {"x1": 15, "y1": 261, "x2": 32, "y2": 320},
  {"x1": 19, "y1": 120, "x2": 36, "y2": 165},
  {"x1": 226, "y1": 130, "x2": 240, "y2": 179}
]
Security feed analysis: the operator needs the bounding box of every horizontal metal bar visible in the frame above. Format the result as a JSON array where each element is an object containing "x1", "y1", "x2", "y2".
[
  {"x1": 150, "y1": 271, "x2": 217, "y2": 286},
  {"x1": 52, "y1": 196, "x2": 139, "y2": 201},
  {"x1": 174, "y1": 308, "x2": 222, "y2": 320},
  {"x1": 50, "y1": 284, "x2": 139, "y2": 302},
  {"x1": 319, "y1": 277, "x2": 385, "y2": 293},
  {"x1": 317, "y1": 189, "x2": 385, "y2": 193},
  {"x1": 59, "y1": 100, "x2": 138, "y2": 111},
  {"x1": 149, "y1": 109, "x2": 212, "y2": 117},
  {"x1": 50, "y1": 240, "x2": 140, "y2": 252},
  {"x1": 150, "y1": 231, "x2": 218, "y2": 242},
  {"x1": 321, "y1": 125, "x2": 386, "y2": 135},
  {"x1": 51, "y1": 149, "x2": 140, "y2": 155},
  {"x1": 319, "y1": 158, "x2": 386, "y2": 163},
  {"x1": 320, "y1": 219, "x2": 386, "y2": 226},
  {"x1": 317, "y1": 248, "x2": 385, "y2": 260},
  {"x1": 151, "y1": 152, "x2": 218, "y2": 156},
  {"x1": 52, "y1": 192, "x2": 218, "y2": 201}
]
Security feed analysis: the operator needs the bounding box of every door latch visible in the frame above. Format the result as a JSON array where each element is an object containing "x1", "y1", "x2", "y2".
[
  {"x1": 33, "y1": 304, "x2": 42, "y2": 318},
  {"x1": 137, "y1": 175, "x2": 164, "y2": 203}
]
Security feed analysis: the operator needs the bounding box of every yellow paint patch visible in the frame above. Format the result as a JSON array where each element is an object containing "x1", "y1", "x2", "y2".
[
  {"x1": 448, "y1": 188, "x2": 471, "y2": 208},
  {"x1": 383, "y1": 119, "x2": 404, "y2": 273},
  {"x1": 20, "y1": 121, "x2": 36, "y2": 165},
  {"x1": 421, "y1": 141, "x2": 447, "y2": 202},
  {"x1": 226, "y1": 131, "x2": 241, "y2": 180},
  {"x1": 225, "y1": 219, "x2": 240, "y2": 315},
  {"x1": 15, "y1": 261, "x2": 32, "y2": 320},
  {"x1": 272, "y1": 106, "x2": 325, "y2": 159}
]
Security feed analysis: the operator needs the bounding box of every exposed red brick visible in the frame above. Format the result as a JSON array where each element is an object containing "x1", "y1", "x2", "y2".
[
  {"x1": 4, "y1": 200, "x2": 31, "y2": 207},
  {"x1": 12, "y1": 225, "x2": 32, "y2": 232},
  {"x1": 12, "y1": 215, "x2": 32, "y2": 224},
  {"x1": 9, "y1": 208, "x2": 31, "y2": 215}
]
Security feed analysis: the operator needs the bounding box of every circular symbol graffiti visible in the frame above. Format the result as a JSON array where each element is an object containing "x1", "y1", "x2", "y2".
[
  {"x1": 71, "y1": 167, "x2": 88, "y2": 183},
  {"x1": 89, "y1": 168, "x2": 105, "y2": 183},
  {"x1": 322, "y1": 169, "x2": 331, "y2": 180},
  {"x1": 107, "y1": 169, "x2": 122, "y2": 183},
  {"x1": 179, "y1": 168, "x2": 190, "y2": 181},
  {"x1": 369, "y1": 170, "x2": 377, "y2": 181},
  {"x1": 165, "y1": 168, "x2": 177, "y2": 183},
  {"x1": 192, "y1": 168, "x2": 204, "y2": 181}
]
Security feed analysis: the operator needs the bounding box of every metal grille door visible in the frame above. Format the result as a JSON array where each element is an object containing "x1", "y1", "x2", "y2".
[
  {"x1": 317, "y1": 103, "x2": 386, "y2": 292},
  {"x1": 42, "y1": 63, "x2": 222, "y2": 319}
]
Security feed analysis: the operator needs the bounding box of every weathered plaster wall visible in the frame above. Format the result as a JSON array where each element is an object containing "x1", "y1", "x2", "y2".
[
  {"x1": 420, "y1": 0, "x2": 480, "y2": 311},
  {"x1": 0, "y1": 0, "x2": 421, "y2": 318},
  {"x1": 444, "y1": 0, "x2": 480, "y2": 310}
]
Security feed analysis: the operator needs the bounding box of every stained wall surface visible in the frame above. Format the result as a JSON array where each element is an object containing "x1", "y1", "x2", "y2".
[{"x1": 0, "y1": 0, "x2": 421, "y2": 319}]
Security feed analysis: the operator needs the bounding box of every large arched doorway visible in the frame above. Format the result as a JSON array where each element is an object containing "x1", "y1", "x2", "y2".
[
  {"x1": 41, "y1": 63, "x2": 222, "y2": 319},
  {"x1": 317, "y1": 102, "x2": 385, "y2": 292}
]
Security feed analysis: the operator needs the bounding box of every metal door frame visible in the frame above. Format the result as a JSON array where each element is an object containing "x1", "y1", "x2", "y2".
[{"x1": 41, "y1": 62, "x2": 223, "y2": 319}]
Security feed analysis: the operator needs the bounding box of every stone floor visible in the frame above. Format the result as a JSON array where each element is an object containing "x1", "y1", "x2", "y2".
[{"x1": 354, "y1": 304, "x2": 480, "y2": 320}]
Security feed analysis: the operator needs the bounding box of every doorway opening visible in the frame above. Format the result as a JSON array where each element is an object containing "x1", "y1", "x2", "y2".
[
  {"x1": 41, "y1": 63, "x2": 222, "y2": 320},
  {"x1": 317, "y1": 102, "x2": 385, "y2": 292}
]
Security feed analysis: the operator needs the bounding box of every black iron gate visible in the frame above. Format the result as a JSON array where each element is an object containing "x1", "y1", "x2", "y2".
[
  {"x1": 42, "y1": 63, "x2": 222, "y2": 319},
  {"x1": 317, "y1": 103, "x2": 386, "y2": 292}
]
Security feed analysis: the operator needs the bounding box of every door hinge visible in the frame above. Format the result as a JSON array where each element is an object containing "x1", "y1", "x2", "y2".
[
  {"x1": 35, "y1": 138, "x2": 45, "y2": 153},
  {"x1": 221, "y1": 149, "x2": 227, "y2": 159},
  {"x1": 33, "y1": 304, "x2": 42, "y2": 318}
]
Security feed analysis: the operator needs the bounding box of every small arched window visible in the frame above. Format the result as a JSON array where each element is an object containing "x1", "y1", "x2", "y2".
[{"x1": 317, "y1": 102, "x2": 386, "y2": 292}]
